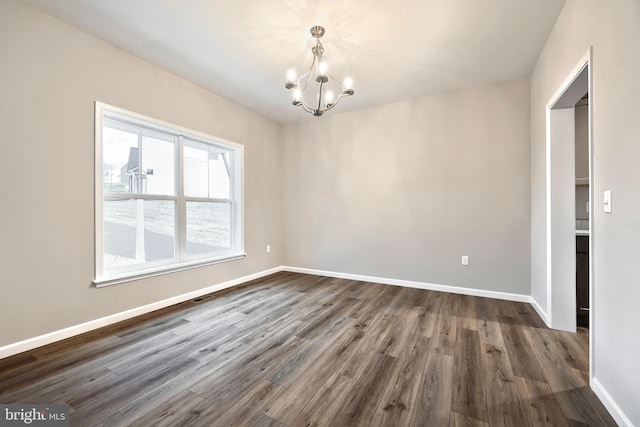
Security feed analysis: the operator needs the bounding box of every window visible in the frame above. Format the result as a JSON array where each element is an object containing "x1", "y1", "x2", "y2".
[{"x1": 95, "y1": 102, "x2": 244, "y2": 286}]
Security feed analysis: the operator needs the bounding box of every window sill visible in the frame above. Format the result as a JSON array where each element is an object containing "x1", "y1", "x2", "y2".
[{"x1": 93, "y1": 252, "x2": 246, "y2": 288}]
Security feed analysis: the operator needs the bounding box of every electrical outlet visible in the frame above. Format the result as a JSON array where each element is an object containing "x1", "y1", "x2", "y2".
[
  {"x1": 461, "y1": 256, "x2": 469, "y2": 266},
  {"x1": 266, "y1": 245, "x2": 271, "y2": 253}
]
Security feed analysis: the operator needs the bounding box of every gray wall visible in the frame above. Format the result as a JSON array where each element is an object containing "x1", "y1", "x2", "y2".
[
  {"x1": 530, "y1": 0, "x2": 640, "y2": 423},
  {"x1": 575, "y1": 104, "x2": 589, "y2": 222},
  {"x1": 283, "y1": 79, "x2": 531, "y2": 295},
  {"x1": 0, "y1": 0, "x2": 284, "y2": 347},
  {"x1": 575, "y1": 103, "x2": 589, "y2": 179},
  {"x1": 575, "y1": 185, "x2": 589, "y2": 222}
]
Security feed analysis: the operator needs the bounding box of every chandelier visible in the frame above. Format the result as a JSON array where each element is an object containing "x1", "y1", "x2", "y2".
[{"x1": 285, "y1": 26, "x2": 354, "y2": 116}]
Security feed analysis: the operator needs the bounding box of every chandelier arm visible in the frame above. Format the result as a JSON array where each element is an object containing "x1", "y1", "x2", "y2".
[
  {"x1": 294, "y1": 70, "x2": 312, "y2": 110},
  {"x1": 317, "y1": 81, "x2": 325, "y2": 112},
  {"x1": 324, "y1": 93, "x2": 345, "y2": 111},
  {"x1": 298, "y1": 53, "x2": 324, "y2": 113},
  {"x1": 299, "y1": 102, "x2": 314, "y2": 114},
  {"x1": 295, "y1": 55, "x2": 318, "y2": 112},
  {"x1": 298, "y1": 86, "x2": 315, "y2": 113},
  {"x1": 298, "y1": 69, "x2": 312, "y2": 88},
  {"x1": 301, "y1": 53, "x2": 317, "y2": 92},
  {"x1": 327, "y1": 73, "x2": 342, "y2": 85},
  {"x1": 297, "y1": 77, "x2": 316, "y2": 113}
]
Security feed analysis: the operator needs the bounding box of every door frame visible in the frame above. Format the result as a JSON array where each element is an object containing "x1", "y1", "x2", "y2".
[{"x1": 545, "y1": 47, "x2": 594, "y2": 380}]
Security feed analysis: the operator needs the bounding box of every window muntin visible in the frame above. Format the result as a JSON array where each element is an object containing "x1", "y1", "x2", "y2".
[{"x1": 95, "y1": 102, "x2": 244, "y2": 285}]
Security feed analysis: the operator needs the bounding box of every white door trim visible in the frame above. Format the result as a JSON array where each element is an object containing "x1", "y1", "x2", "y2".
[{"x1": 545, "y1": 47, "x2": 594, "y2": 380}]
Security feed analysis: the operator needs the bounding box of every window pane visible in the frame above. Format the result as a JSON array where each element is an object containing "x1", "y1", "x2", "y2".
[
  {"x1": 184, "y1": 140, "x2": 231, "y2": 199},
  {"x1": 186, "y1": 201, "x2": 231, "y2": 256},
  {"x1": 102, "y1": 120, "x2": 138, "y2": 193},
  {"x1": 141, "y1": 133, "x2": 175, "y2": 196},
  {"x1": 103, "y1": 199, "x2": 175, "y2": 270}
]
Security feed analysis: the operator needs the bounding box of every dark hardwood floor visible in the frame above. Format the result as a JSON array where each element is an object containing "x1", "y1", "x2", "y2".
[{"x1": 0, "y1": 272, "x2": 616, "y2": 426}]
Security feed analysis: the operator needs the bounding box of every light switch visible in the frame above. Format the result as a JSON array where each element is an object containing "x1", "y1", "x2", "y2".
[{"x1": 604, "y1": 190, "x2": 612, "y2": 213}]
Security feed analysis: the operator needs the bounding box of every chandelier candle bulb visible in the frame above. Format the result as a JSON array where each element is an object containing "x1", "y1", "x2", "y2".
[
  {"x1": 292, "y1": 89, "x2": 302, "y2": 105},
  {"x1": 325, "y1": 90, "x2": 334, "y2": 106},
  {"x1": 343, "y1": 77, "x2": 354, "y2": 95},
  {"x1": 317, "y1": 61, "x2": 329, "y2": 83},
  {"x1": 286, "y1": 69, "x2": 297, "y2": 89}
]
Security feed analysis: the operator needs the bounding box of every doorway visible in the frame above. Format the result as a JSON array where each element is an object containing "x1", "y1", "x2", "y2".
[
  {"x1": 545, "y1": 48, "x2": 593, "y2": 378},
  {"x1": 575, "y1": 94, "x2": 589, "y2": 328}
]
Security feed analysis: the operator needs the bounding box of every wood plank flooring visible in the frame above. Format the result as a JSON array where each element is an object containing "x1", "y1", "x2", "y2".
[{"x1": 0, "y1": 272, "x2": 616, "y2": 426}]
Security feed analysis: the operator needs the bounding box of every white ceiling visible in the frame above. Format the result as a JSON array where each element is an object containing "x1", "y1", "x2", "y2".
[{"x1": 23, "y1": 0, "x2": 565, "y2": 124}]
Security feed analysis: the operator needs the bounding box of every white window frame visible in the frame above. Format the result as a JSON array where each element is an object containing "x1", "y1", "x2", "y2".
[{"x1": 94, "y1": 102, "x2": 244, "y2": 287}]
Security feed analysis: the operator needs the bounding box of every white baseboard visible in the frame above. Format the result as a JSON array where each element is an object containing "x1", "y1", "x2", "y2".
[
  {"x1": 282, "y1": 266, "x2": 531, "y2": 303},
  {"x1": 0, "y1": 266, "x2": 283, "y2": 360},
  {"x1": 591, "y1": 377, "x2": 635, "y2": 427},
  {"x1": 529, "y1": 296, "x2": 548, "y2": 325}
]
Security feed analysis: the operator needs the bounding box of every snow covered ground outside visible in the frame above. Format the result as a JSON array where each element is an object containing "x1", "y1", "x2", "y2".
[{"x1": 103, "y1": 199, "x2": 230, "y2": 269}]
